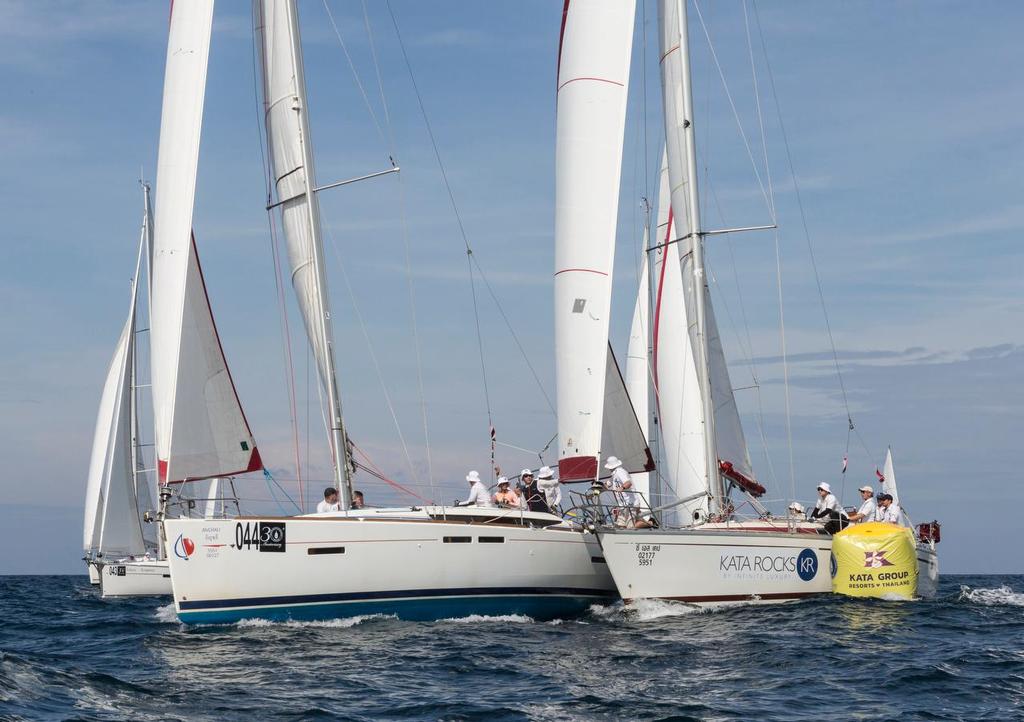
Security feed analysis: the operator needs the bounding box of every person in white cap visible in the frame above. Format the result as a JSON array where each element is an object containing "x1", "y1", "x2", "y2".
[
  {"x1": 458, "y1": 470, "x2": 492, "y2": 508},
  {"x1": 809, "y1": 481, "x2": 847, "y2": 533},
  {"x1": 603, "y1": 456, "x2": 636, "y2": 507},
  {"x1": 847, "y1": 485, "x2": 878, "y2": 523},
  {"x1": 492, "y1": 476, "x2": 521, "y2": 508},
  {"x1": 519, "y1": 469, "x2": 549, "y2": 513},
  {"x1": 536, "y1": 466, "x2": 561, "y2": 511},
  {"x1": 787, "y1": 501, "x2": 806, "y2": 520}
]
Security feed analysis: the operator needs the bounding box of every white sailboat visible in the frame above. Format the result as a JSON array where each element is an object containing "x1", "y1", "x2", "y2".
[
  {"x1": 594, "y1": 0, "x2": 832, "y2": 607},
  {"x1": 882, "y1": 448, "x2": 940, "y2": 597},
  {"x1": 83, "y1": 184, "x2": 171, "y2": 597},
  {"x1": 161, "y1": 0, "x2": 637, "y2": 623}
]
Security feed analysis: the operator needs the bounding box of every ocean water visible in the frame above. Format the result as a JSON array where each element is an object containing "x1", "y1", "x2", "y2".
[{"x1": 1, "y1": 575, "x2": 1021, "y2": 721}]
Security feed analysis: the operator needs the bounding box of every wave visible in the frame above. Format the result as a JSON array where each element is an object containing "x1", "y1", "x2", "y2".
[
  {"x1": 589, "y1": 599, "x2": 701, "y2": 622},
  {"x1": 438, "y1": 614, "x2": 535, "y2": 624},
  {"x1": 154, "y1": 603, "x2": 178, "y2": 623},
  {"x1": 235, "y1": 613, "x2": 396, "y2": 628},
  {"x1": 959, "y1": 585, "x2": 1024, "y2": 607}
]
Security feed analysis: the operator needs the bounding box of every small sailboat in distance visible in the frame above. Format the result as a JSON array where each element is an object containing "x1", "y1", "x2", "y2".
[{"x1": 84, "y1": 183, "x2": 168, "y2": 596}]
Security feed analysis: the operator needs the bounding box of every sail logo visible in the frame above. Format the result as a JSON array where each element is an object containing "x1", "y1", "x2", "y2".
[
  {"x1": 174, "y1": 534, "x2": 196, "y2": 561},
  {"x1": 797, "y1": 549, "x2": 818, "y2": 581},
  {"x1": 864, "y1": 551, "x2": 894, "y2": 568}
]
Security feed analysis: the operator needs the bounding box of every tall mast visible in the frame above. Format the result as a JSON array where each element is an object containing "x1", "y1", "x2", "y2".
[
  {"x1": 280, "y1": 0, "x2": 353, "y2": 507},
  {"x1": 674, "y1": 0, "x2": 724, "y2": 509}
]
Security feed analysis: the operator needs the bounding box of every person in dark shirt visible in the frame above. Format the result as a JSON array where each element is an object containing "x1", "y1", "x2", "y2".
[{"x1": 518, "y1": 468, "x2": 550, "y2": 514}]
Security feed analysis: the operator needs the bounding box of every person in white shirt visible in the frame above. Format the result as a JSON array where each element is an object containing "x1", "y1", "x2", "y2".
[
  {"x1": 809, "y1": 482, "x2": 847, "y2": 533},
  {"x1": 459, "y1": 470, "x2": 492, "y2": 508},
  {"x1": 876, "y1": 493, "x2": 904, "y2": 524},
  {"x1": 787, "y1": 501, "x2": 805, "y2": 520},
  {"x1": 604, "y1": 456, "x2": 637, "y2": 506},
  {"x1": 316, "y1": 487, "x2": 340, "y2": 514},
  {"x1": 536, "y1": 466, "x2": 561, "y2": 511},
  {"x1": 847, "y1": 485, "x2": 877, "y2": 523}
]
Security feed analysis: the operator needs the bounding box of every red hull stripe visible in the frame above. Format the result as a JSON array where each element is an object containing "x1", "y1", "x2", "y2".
[
  {"x1": 554, "y1": 267, "x2": 608, "y2": 277},
  {"x1": 557, "y1": 76, "x2": 625, "y2": 92},
  {"x1": 560, "y1": 455, "x2": 598, "y2": 481}
]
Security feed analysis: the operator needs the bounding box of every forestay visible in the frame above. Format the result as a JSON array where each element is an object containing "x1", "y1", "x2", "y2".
[
  {"x1": 151, "y1": 0, "x2": 261, "y2": 483},
  {"x1": 554, "y1": 0, "x2": 636, "y2": 481}
]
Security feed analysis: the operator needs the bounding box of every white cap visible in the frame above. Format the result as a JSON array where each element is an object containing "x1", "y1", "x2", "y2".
[
  {"x1": 497, "y1": 476, "x2": 510, "y2": 486},
  {"x1": 466, "y1": 470, "x2": 481, "y2": 483},
  {"x1": 817, "y1": 482, "x2": 832, "y2": 493},
  {"x1": 537, "y1": 466, "x2": 554, "y2": 479},
  {"x1": 788, "y1": 502, "x2": 805, "y2": 514},
  {"x1": 858, "y1": 485, "x2": 874, "y2": 493},
  {"x1": 520, "y1": 468, "x2": 534, "y2": 478},
  {"x1": 604, "y1": 456, "x2": 622, "y2": 471}
]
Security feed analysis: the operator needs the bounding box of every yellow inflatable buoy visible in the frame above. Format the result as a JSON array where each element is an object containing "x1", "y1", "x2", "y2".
[{"x1": 832, "y1": 522, "x2": 918, "y2": 600}]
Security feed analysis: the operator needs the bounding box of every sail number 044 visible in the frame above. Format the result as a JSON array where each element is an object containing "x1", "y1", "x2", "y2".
[
  {"x1": 636, "y1": 543, "x2": 660, "y2": 566},
  {"x1": 234, "y1": 521, "x2": 287, "y2": 553}
]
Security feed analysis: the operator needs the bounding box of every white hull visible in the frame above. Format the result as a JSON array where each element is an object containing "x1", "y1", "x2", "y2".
[
  {"x1": 916, "y1": 541, "x2": 939, "y2": 598},
  {"x1": 163, "y1": 507, "x2": 616, "y2": 624},
  {"x1": 598, "y1": 521, "x2": 832, "y2": 608},
  {"x1": 87, "y1": 560, "x2": 101, "y2": 585},
  {"x1": 100, "y1": 558, "x2": 172, "y2": 597}
]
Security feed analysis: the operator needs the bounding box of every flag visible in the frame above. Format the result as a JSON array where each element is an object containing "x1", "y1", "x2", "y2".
[
  {"x1": 876, "y1": 468, "x2": 885, "y2": 483},
  {"x1": 841, "y1": 455, "x2": 848, "y2": 474}
]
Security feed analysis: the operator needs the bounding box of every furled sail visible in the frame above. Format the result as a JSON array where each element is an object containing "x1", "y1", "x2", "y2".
[
  {"x1": 84, "y1": 253, "x2": 149, "y2": 558},
  {"x1": 554, "y1": 0, "x2": 636, "y2": 481},
  {"x1": 624, "y1": 250, "x2": 650, "y2": 499},
  {"x1": 151, "y1": 0, "x2": 261, "y2": 483},
  {"x1": 601, "y1": 345, "x2": 655, "y2": 482}
]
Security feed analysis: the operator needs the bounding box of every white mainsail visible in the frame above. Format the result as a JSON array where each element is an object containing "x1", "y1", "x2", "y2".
[
  {"x1": 625, "y1": 251, "x2": 650, "y2": 499},
  {"x1": 255, "y1": 0, "x2": 351, "y2": 503},
  {"x1": 706, "y1": 291, "x2": 754, "y2": 482},
  {"x1": 84, "y1": 248, "x2": 149, "y2": 559},
  {"x1": 151, "y1": 0, "x2": 261, "y2": 485},
  {"x1": 554, "y1": 0, "x2": 636, "y2": 481}
]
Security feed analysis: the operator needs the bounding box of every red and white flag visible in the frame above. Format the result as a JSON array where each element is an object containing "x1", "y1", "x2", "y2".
[
  {"x1": 841, "y1": 455, "x2": 848, "y2": 474},
  {"x1": 876, "y1": 468, "x2": 885, "y2": 483}
]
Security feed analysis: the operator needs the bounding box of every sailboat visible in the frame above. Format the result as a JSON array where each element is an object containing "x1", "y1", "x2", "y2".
[
  {"x1": 590, "y1": 0, "x2": 833, "y2": 607},
  {"x1": 83, "y1": 183, "x2": 169, "y2": 597},
  {"x1": 160, "y1": 0, "x2": 639, "y2": 624}
]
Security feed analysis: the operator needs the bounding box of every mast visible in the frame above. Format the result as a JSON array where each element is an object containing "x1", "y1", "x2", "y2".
[
  {"x1": 663, "y1": 0, "x2": 724, "y2": 510},
  {"x1": 259, "y1": 0, "x2": 352, "y2": 507}
]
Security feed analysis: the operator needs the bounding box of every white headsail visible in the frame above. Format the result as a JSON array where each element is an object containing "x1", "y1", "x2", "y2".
[
  {"x1": 601, "y1": 345, "x2": 655, "y2": 482},
  {"x1": 151, "y1": 0, "x2": 261, "y2": 484},
  {"x1": 625, "y1": 248, "x2": 650, "y2": 499},
  {"x1": 554, "y1": 0, "x2": 636, "y2": 481},
  {"x1": 881, "y1": 447, "x2": 899, "y2": 506},
  {"x1": 255, "y1": 0, "x2": 352, "y2": 504}
]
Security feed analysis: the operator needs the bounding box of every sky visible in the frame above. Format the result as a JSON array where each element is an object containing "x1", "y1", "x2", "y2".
[{"x1": 0, "y1": 1, "x2": 1021, "y2": 574}]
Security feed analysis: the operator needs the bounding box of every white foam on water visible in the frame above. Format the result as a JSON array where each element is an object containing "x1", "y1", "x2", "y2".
[
  {"x1": 438, "y1": 614, "x2": 535, "y2": 624},
  {"x1": 235, "y1": 613, "x2": 396, "y2": 629},
  {"x1": 588, "y1": 599, "x2": 700, "y2": 622},
  {"x1": 154, "y1": 603, "x2": 178, "y2": 623},
  {"x1": 959, "y1": 585, "x2": 1024, "y2": 607}
]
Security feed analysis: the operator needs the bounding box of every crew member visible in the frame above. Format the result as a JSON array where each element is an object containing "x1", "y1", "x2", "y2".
[
  {"x1": 458, "y1": 470, "x2": 492, "y2": 507},
  {"x1": 809, "y1": 482, "x2": 847, "y2": 534},
  {"x1": 537, "y1": 466, "x2": 561, "y2": 511},
  {"x1": 519, "y1": 469, "x2": 549, "y2": 513},
  {"x1": 876, "y1": 493, "x2": 904, "y2": 525},
  {"x1": 847, "y1": 485, "x2": 877, "y2": 523},
  {"x1": 492, "y1": 477, "x2": 520, "y2": 508},
  {"x1": 604, "y1": 456, "x2": 636, "y2": 507},
  {"x1": 352, "y1": 490, "x2": 365, "y2": 509},
  {"x1": 316, "y1": 487, "x2": 340, "y2": 514}
]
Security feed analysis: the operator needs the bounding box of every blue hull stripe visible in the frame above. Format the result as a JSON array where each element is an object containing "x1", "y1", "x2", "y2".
[
  {"x1": 177, "y1": 592, "x2": 614, "y2": 624},
  {"x1": 178, "y1": 585, "x2": 616, "y2": 611}
]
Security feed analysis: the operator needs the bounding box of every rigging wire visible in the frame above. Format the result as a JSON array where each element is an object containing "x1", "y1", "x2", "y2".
[
  {"x1": 750, "y1": 1, "x2": 875, "y2": 475},
  {"x1": 251, "y1": 4, "x2": 305, "y2": 511},
  {"x1": 359, "y1": 0, "x2": 437, "y2": 500}
]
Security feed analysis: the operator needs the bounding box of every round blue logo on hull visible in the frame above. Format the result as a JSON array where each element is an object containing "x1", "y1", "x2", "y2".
[{"x1": 797, "y1": 548, "x2": 818, "y2": 581}]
